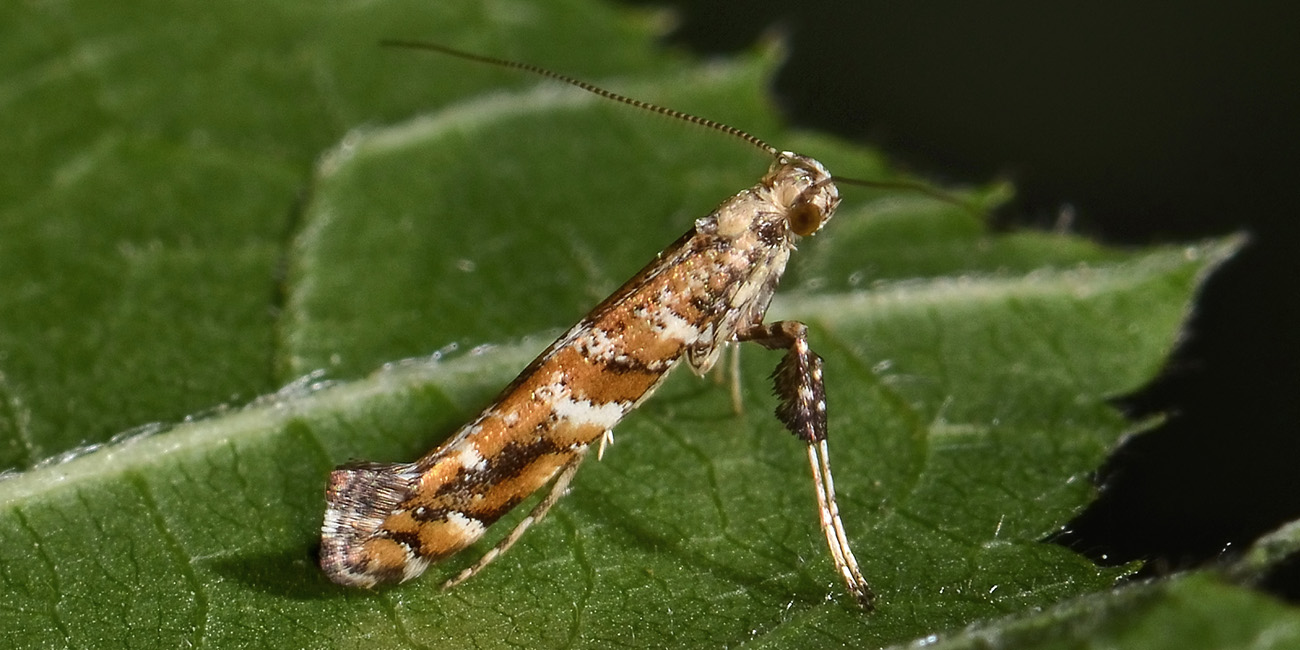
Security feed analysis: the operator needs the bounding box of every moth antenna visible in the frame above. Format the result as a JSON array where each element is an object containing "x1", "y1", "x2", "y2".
[
  {"x1": 834, "y1": 174, "x2": 986, "y2": 218},
  {"x1": 383, "y1": 40, "x2": 983, "y2": 215},
  {"x1": 380, "y1": 39, "x2": 779, "y2": 157}
]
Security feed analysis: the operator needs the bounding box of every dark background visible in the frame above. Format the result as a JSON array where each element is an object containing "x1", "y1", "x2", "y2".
[{"x1": 622, "y1": 0, "x2": 1300, "y2": 589}]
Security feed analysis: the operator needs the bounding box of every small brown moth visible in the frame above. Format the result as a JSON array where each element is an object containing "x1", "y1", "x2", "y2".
[{"x1": 321, "y1": 41, "x2": 878, "y2": 609}]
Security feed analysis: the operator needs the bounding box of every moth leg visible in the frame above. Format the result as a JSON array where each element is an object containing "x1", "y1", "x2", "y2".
[
  {"x1": 735, "y1": 321, "x2": 826, "y2": 443},
  {"x1": 597, "y1": 429, "x2": 614, "y2": 460},
  {"x1": 807, "y1": 438, "x2": 874, "y2": 609},
  {"x1": 442, "y1": 447, "x2": 589, "y2": 590},
  {"x1": 736, "y1": 320, "x2": 874, "y2": 609},
  {"x1": 728, "y1": 343, "x2": 744, "y2": 415},
  {"x1": 707, "y1": 344, "x2": 745, "y2": 414}
]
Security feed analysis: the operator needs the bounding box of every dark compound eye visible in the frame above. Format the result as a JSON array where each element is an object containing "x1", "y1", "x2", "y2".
[{"x1": 788, "y1": 202, "x2": 824, "y2": 236}]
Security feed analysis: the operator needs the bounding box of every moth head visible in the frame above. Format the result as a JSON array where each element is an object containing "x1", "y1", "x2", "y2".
[{"x1": 769, "y1": 152, "x2": 841, "y2": 237}]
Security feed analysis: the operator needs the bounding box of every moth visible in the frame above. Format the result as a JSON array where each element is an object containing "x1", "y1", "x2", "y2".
[{"x1": 320, "y1": 40, "x2": 882, "y2": 609}]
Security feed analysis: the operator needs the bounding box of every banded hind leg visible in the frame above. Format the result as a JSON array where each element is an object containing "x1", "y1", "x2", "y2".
[{"x1": 737, "y1": 320, "x2": 874, "y2": 609}]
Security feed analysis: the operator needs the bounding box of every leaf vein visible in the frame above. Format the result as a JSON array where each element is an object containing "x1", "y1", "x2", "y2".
[{"x1": 128, "y1": 473, "x2": 208, "y2": 648}]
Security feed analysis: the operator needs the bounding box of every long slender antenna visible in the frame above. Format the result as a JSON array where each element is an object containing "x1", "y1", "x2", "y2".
[
  {"x1": 380, "y1": 39, "x2": 779, "y2": 157},
  {"x1": 382, "y1": 39, "x2": 983, "y2": 216},
  {"x1": 833, "y1": 175, "x2": 985, "y2": 217}
]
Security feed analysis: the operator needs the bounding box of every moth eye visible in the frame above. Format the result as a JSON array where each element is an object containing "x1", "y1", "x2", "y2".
[{"x1": 789, "y1": 202, "x2": 824, "y2": 236}]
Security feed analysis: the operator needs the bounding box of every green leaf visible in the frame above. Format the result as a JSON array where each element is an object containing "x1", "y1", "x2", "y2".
[
  {"x1": 0, "y1": 1, "x2": 1282, "y2": 649},
  {"x1": 0, "y1": 0, "x2": 676, "y2": 470},
  {"x1": 902, "y1": 574, "x2": 1300, "y2": 650},
  {"x1": 903, "y1": 522, "x2": 1300, "y2": 650}
]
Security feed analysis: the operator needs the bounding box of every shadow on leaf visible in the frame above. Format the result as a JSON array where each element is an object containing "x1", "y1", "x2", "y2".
[{"x1": 207, "y1": 542, "x2": 343, "y2": 600}]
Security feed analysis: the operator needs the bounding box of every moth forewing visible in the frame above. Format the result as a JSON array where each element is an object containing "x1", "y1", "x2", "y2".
[{"x1": 320, "y1": 42, "x2": 874, "y2": 610}]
